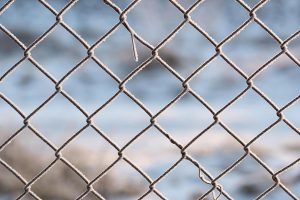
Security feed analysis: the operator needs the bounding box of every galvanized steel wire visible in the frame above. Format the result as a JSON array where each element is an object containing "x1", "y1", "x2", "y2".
[{"x1": 0, "y1": 0, "x2": 299, "y2": 199}]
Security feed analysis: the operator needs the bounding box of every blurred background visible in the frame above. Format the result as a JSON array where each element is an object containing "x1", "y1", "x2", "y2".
[{"x1": 0, "y1": 0, "x2": 299, "y2": 199}]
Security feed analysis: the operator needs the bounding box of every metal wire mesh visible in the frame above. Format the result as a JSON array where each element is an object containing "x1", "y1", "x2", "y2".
[{"x1": 0, "y1": 0, "x2": 299, "y2": 199}]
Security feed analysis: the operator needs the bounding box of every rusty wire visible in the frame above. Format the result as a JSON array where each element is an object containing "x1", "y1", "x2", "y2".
[{"x1": 0, "y1": 0, "x2": 299, "y2": 199}]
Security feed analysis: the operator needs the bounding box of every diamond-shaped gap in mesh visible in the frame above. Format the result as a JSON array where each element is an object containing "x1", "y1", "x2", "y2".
[
  {"x1": 0, "y1": 59, "x2": 55, "y2": 114},
  {"x1": 125, "y1": 59, "x2": 182, "y2": 113},
  {"x1": 29, "y1": 92, "x2": 87, "y2": 147},
  {"x1": 63, "y1": 0, "x2": 119, "y2": 45},
  {"x1": 287, "y1": 35, "x2": 300, "y2": 61},
  {"x1": 92, "y1": 159, "x2": 149, "y2": 199},
  {"x1": 123, "y1": 126, "x2": 181, "y2": 180},
  {"x1": 187, "y1": 123, "x2": 245, "y2": 178},
  {"x1": 189, "y1": 56, "x2": 247, "y2": 111},
  {"x1": 92, "y1": 92, "x2": 149, "y2": 147},
  {"x1": 190, "y1": 0, "x2": 248, "y2": 43},
  {"x1": 158, "y1": 23, "x2": 215, "y2": 78},
  {"x1": 45, "y1": 0, "x2": 69, "y2": 12},
  {"x1": 253, "y1": 54, "x2": 300, "y2": 107},
  {"x1": 62, "y1": 59, "x2": 119, "y2": 114},
  {"x1": 250, "y1": 121, "x2": 300, "y2": 172},
  {"x1": 94, "y1": 25, "x2": 151, "y2": 79},
  {"x1": 31, "y1": 24, "x2": 87, "y2": 80},
  {"x1": 0, "y1": 0, "x2": 55, "y2": 46},
  {"x1": 174, "y1": 0, "x2": 198, "y2": 10},
  {"x1": 61, "y1": 126, "x2": 118, "y2": 180},
  {"x1": 219, "y1": 89, "x2": 278, "y2": 143},
  {"x1": 111, "y1": 0, "x2": 134, "y2": 10},
  {"x1": 0, "y1": 127, "x2": 55, "y2": 181},
  {"x1": 31, "y1": 159, "x2": 87, "y2": 200},
  {"x1": 263, "y1": 186, "x2": 297, "y2": 200},
  {"x1": 222, "y1": 21, "x2": 281, "y2": 75},
  {"x1": 283, "y1": 101, "x2": 300, "y2": 130},
  {"x1": 0, "y1": 98, "x2": 24, "y2": 143},
  {"x1": 256, "y1": 0, "x2": 299, "y2": 40},
  {"x1": 0, "y1": 28, "x2": 24, "y2": 78},
  {"x1": 0, "y1": 163, "x2": 24, "y2": 199},
  {"x1": 278, "y1": 163, "x2": 300, "y2": 198},
  {"x1": 126, "y1": 0, "x2": 183, "y2": 46},
  {"x1": 155, "y1": 159, "x2": 212, "y2": 200},
  {"x1": 218, "y1": 155, "x2": 274, "y2": 200},
  {"x1": 16, "y1": 193, "x2": 39, "y2": 200},
  {"x1": 141, "y1": 192, "x2": 163, "y2": 200},
  {"x1": 157, "y1": 92, "x2": 213, "y2": 145},
  {"x1": 81, "y1": 192, "x2": 101, "y2": 200},
  {"x1": 241, "y1": 0, "x2": 262, "y2": 8},
  {"x1": 192, "y1": 193, "x2": 228, "y2": 200}
]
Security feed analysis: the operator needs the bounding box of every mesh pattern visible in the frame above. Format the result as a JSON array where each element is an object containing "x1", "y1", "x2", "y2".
[{"x1": 0, "y1": 0, "x2": 299, "y2": 199}]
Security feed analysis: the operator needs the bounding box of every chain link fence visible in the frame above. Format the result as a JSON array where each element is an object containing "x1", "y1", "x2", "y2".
[{"x1": 0, "y1": 0, "x2": 299, "y2": 199}]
